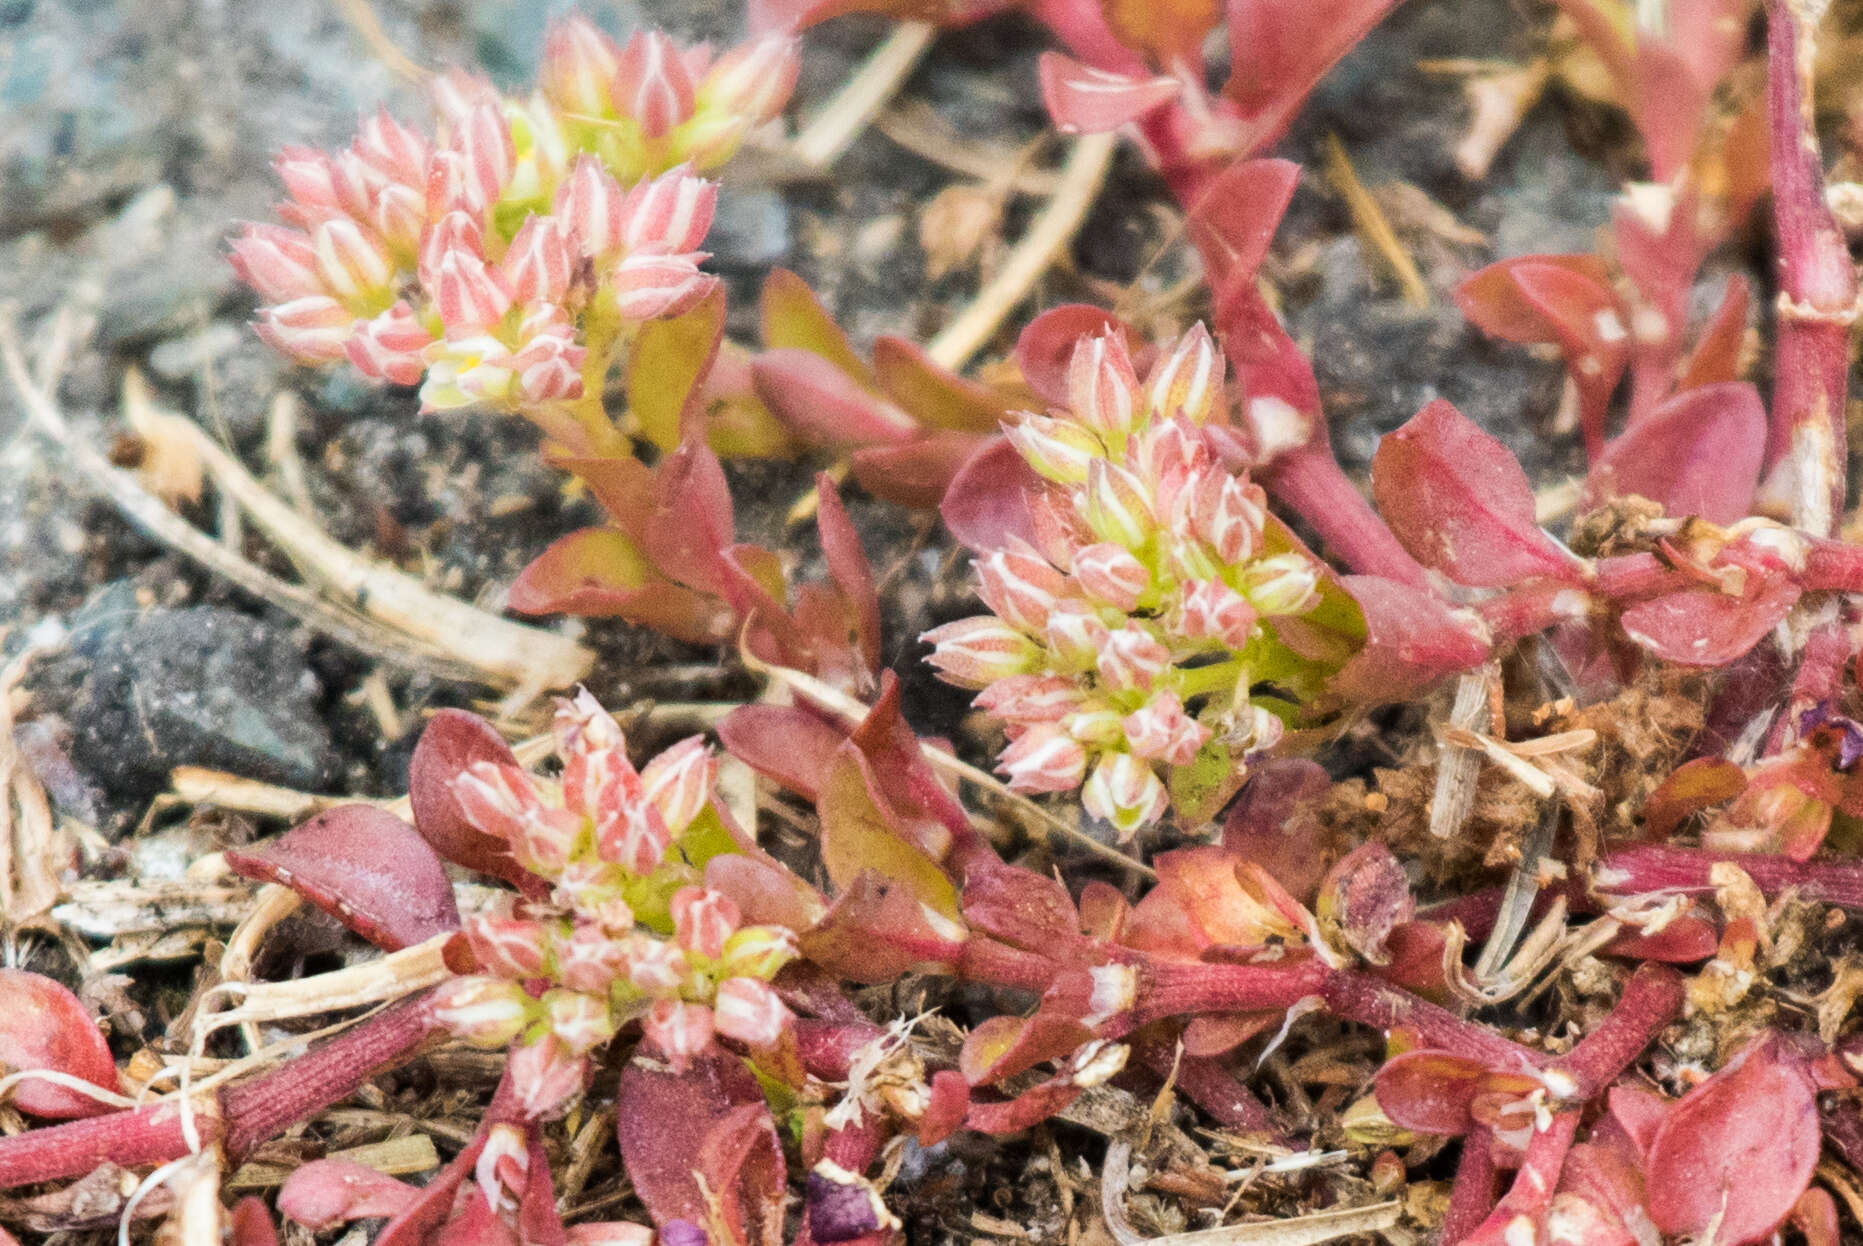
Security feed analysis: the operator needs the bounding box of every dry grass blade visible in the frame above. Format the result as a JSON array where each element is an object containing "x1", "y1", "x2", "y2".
[
  {"x1": 195, "y1": 934, "x2": 451, "y2": 1046},
  {"x1": 791, "y1": 22, "x2": 938, "y2": 170},
  {"x1": 927, "y1": 130, "x2": 1120, "y2": 370},
  {"x1": 1430, "y1": 665, "x2": 1495, "y2": 838},
  {"x1": 227, "y1": 1134, "x2": 439, "y2": 1190},
  {"x1": 1321, "y1": 133, "x2": 1429, "y2": 309},
  {"x1": 0, "y1": 648, "x2": 65, "y2": 933},
  {"x1": 1149, "y1": 1202, "x2": 1403, "y2": 1246}
]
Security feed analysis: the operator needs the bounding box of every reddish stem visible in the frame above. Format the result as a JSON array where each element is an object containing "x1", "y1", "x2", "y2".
[
  {"x1": 1261, "y1": 445, "x2": 1432, "y2": 588},
  {"x1": 1461, "y1": 1111, "x2": 1580, "y2": 1246},
  {"x1": 1442, "y1": 1128, "x2": 1498, "y2": 1246},
  {"x1": 1546, "y1": 965, "x2": 1683, "y2": 1099},
  {"x1": 1758, "y1": 0, "x2": 1857, "y2": 534},
  {"x1": 1131, "y1": 1038, "x2": 1284, "y2": 1140},
  {"x1": 1596, "y1": 844, "x2": 1863, "y2": 908},
  {"x1": 0, "y1": 1102, "x2": 209, "y2": 1188},
  {"x1": 1317, "y1": 969, "x2": 1544, "y2": 1070}
]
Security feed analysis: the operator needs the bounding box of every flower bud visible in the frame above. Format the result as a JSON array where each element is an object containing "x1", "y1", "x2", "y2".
[
  {"x1": 1121, "y1": 691, "x2": 1208, "y2": 766},
  {"x1": 671, "y1": 886, "x2": 742, "y2": 959},
  {"x1": 347, "y1": 301, "x2": 432, "y2": 386},
  {"x1": 713, "y1": 977, "x2": 791, "y2": 1047},
  {"x1": 1238, "y1": 553, "x2": 1320, "y2": 616},
  {"x1": 720, "y1": 925, "x2": 799, "y2": 980},
  {"x1": 451, "y1": 761, "x2": 544, "y2": 846},
  {"x1": 1179, "y1": 579, "x2": 1257, "y2": 648},
  {"x1": 1042, "y1": 601, "x2": 1109, "y2": 669},
  {"x1": 554, "y1": 155, "x2": 626, "y2": 259},
  {"x1": 1145, "y1": 322, "x2": 1221, "y2": 424},
  {"x1": 423, "y1": 148, "x2": 483, "y2": 220},
  {"x1": 1081, "y1": 752, "x2": 1170, "y2": 837},
  {"x1": 431, "y1": 975, "x2": 531, "y2": 1048},
  {"x1": 512, "y1": 807, "x2": 582, "y2": 875},
  {"x1": 1098, "y1": 625, "x2": 1171, "y2": 693},
  {"x1": 544, "y1": 988, "x2": 616, "y2": 1055},
  {"x1": 420, "y1": 334, "x2": 518, "y2": 411},
  {"x1": 417, "y1": 209, "x2": 485, "y2": 290},
  {"x1": 464, "y1": 913, "x2": 553, "y2": 978},
  {"x1": 540, "y1": 15, "x2": 621, "y2": 116},
  {"x1": 230, "y1": 224, "x2": 322, "y2": 304},
  {"x1": 973, "y1": 674, "x2": 1081, "y2": 725},
  {"x1": 274, "y1": 145, "x2": 371, "y2": 223},
  {"x1": 312, "y1": 217, "x2": 395, "y2": 305},
  {"x1": 372, "y1": 183, "x2": 426, "y2": 257},
  {"x1": 508, "y1": 1033, "x2": 589, "y2": 1119},
  {"x1": 501, "y1": 214, "x2": 576, "y2": 306},
  {"x1": 996, "y1": 725, "x2": 1087, "y2": 793},
  {"x1": 1190, "y1": 470, "x2": 1264, "y2": 565},
  {"x1": 611, "y1": 249, "x2": 716, "y2": 321},
  {"x1": 452, "y1": 102, "x2": 516, "y2": 213},
  {"x1": 255, "y1": 296, "x2": 354, "y2": 363},
  {"x1": 351, "y1": 106, "x2": 432, "y2": 191},
  {"x1": 922, "y1": 616, "x2": 1040, "y2": 688},
  {"x1": 598, "y1": 801, "x2": 673, "y2": 876},
  {"x1": 640, "y1": 735, "x2": 716, "y2": 835},
  {"x1": 433, "y1": 249, "x2": 513, "y2": 332},
  {"x1": 1065, "y1": 332, "x2": 1140, "y2": 438},
  {"x1": 1072, "y1": 542, "x2": 1149, "y2": 611},
  {"x1": 511, "y1": 306, "x2": 587, "y2": 403},
  {"x1": 1081, "y1": 460, "x2": 1155, "y2": 549},
  {"x1": 1004, "y1": 413, "x2": 1101, "y2": 483},
  {"x1": 1063, "y1": 706, "x2": 1126, "y2": 747},
  {"x1": 613, "y1": 30, "x2": 695, "y2": 139},
  {"x1": 619, "y1": 167, "x2": 716, "y2": 254},
  {"x1": 558, "y1": 920, "x2": 634, "y2": 993},
  {"x1": 702, "y1": 36, "x2": 800, "y2": 127},
  {"x1": 974, "y1": 545, "x2": 1065, "y2": 632},
  {"x1": 625, "y1": 934, "x2": 690, "y2": 994},
  {"x1": 643, "y1": 999, "x2": 715, "y2": 1071},
  {"x1": 555, "y1": 687, "x2": 631, "y2": 785},
  {"x1": 429, "y1": 67, "x2": 501, "y2": 129}
]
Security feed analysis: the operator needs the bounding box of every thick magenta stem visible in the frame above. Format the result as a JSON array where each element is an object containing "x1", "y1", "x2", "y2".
[
  {"x1": 1318, "y1": 970, "x2": 1545, "y2": 1070},
  {"x1": 221, "y1": 990, "x2": 442, "y2": 1159},
  {"x1": 1442, "y1": 1128, "x2": 1498, "y2": 1246},
  {"x1": 1131, "y1": 1039, "x2": 1284, "y2": 1140},
  {"x1": 1758, "y1": 0, "x2": 1857, "y2": 533},
  {"x1": 1546, "y1": 965, "x2": 1683, "y2": 1099},
  {"x1": 0, "y1": 1101, "x2": 210, "y2": 1188},
  {"x1": 1462, "y1": 1111, "x2": 1579, "y2": 1246},
  {"x1": 1132, "y1": 958, "x2": 1330, "y2": 1026},
  {"x1": 1262, "y1": 445, "x2": 1432, "y2": 589},
  {"x1": 1596, "y1": 844, "x2": 1863, "y2": 908}
]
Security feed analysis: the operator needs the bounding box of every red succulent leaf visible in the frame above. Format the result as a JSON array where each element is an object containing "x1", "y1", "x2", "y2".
[
  {"x1": 618, "y1": 1046, "x2": 785, "y2": 1246},
  {"x1": 1185, "y1": 158, "x2": 1301, "y2": 306},
  {"x1": 960, "y1": 861, "x2": 1085, "y2": 954},
  {"x1": 847, "y1": 672, "x2": 979, "y2": 858},
  {"x1": 1375, "y1": 1050, "x2": 1503, "y2": 1136},
  {"x1": 718, "y1": 704, "x2": 849, "y2": 802},
  {"x1": 1223, "y1": 0, "x2": 1404, "y2": 151},
  {"x1": 800, "y1": 869, "x2": 967, "y2": 982},
  {"x1": 1677, "y1": 275, "x2": 1750, "y2": 391},
  {"x1": 962, "y1": 1072, "x2": 1087, "y2": 1135},
  {"x1": 553, "y1": 454, "x2": 657, "y2": 536},
  {"x1": 1127, "y1": 845, "x2": 1301, "y2": 959},
  {"x1": 872, "y1": 335, "x2": 1015, "y2": 434},
  {"x1": 1037, "y1": 52, "x2": 1183, "y2": 133},
  {"x1": 0, "y1": 969, "x2": 118, "y2": 1119},
  {"x1": 1631, "y1": 42, "x2": 1708, "y2": 183},
  {"x1": 850, "y1": 433, "x2": 988, "y2": 509},
  {"x1": 1328, "y1": 575, "x2": 1491, "y2": 702},
  {"x1": 1014, "y1": 305, "x2": 1135, "y2": 406},
  {"x1": 225, "y1": 805, "x2": 461, "y2": 950},
  {"x1": 1556, "y1": 1140, "x2": 1650, "y2": 1246},
  {"x1": 375, "y1": 1107, "x2": 502, "y2": 1246},
  {"x1": 939, "y1": 435, "x2": 1041, "y2": 552},
  {"x1": 751, "y1": 349, "x2": 919, "y2": 449},
  {"x1": 1372, "y1": 399, "x2": 1577, "y2": 587},
  {"x1": 508, "y1": 527, "x2": 732, "y2": 642},
  {"x1": 230, "y1": 1198, "x2": 281, "y2": 1246},
  {"x1": 629, "y1": 285, "x2": 727, "y2": 452},
  {"x1": 1618, "y1": 576, "x2": 1800, "y2": 667},
  {"x1": 1605, "y1": 1083, "x2": 1670, "y2": 1161},
  {"x1": 1077, "y1": 880, "x2": 1130, "y2": 941},
  {"x1": 813, "y1": 473, "x2": 883, "y2": 681},
  {"x1": 1181, "y1": 1011, "x2": 1279, "y2": 1057},
  {"x1": 1454, "y1": 255, "x2": 1614, "y2": 343},
  {"x1": 1601, "y1": 910, "x2": 1721, "y2": 962},
  {"x1": 1610, "y1": 193, "x2": 1706, "y2": 349},
  {"x1": 1221, "y1": 759, "x2": 1333, "y2": 902},
  {"x1": 1642, "y1": 757, "x2": 1747, "y2": 839},
  {"x1": 1793, "y1": 1189, "x2": 1842, "y2": 1246},
  {"x1": 919, "y1": 1070, "x2": 971, "y2": 1145},
  {"x1": 706, "y1": 854, "x2": 826, "y2": 933},
  {"x1": 644, "y1": 437, "x2": 739, "y2": 599},
  {"x1": 278, "y1": 1158, "x2": 422, "y2": 1229},
  {"x1": 960, "y1": 1013, "x2": 1093, "y2": 1086},
  {"x1": 407, "y1": 709, "x2": 538, "y2": 893},
  {"x1": 1644, "y1": 1035, "x2": 1819, "y2": 1245},
  {"x1": 751, "y1": 0, "x2": 1012, "y2": 30},
  {"x1": 1588, "y1": 382, "x2": 1765, "y2": 524}
]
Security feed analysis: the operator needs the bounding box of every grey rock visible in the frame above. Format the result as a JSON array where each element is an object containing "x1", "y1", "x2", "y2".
[
  {"x1": 67, "y1": 592, "x2": 336, "y2": 795},
  {"x1": 708, "y1": 186, "x2": 790, "y2": 272}
]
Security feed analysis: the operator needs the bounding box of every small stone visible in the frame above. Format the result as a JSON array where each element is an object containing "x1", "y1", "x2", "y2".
[{"x1": 707, "y1": 188, "x2": 790, "y2": 272}]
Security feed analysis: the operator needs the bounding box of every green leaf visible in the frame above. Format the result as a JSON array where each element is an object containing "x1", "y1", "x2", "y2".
[
  {"x1": 629, "y1": 286, "x2": 727, "y2": 451},
  {"x1": 759, "y1": 269, "x2": 873, "y2": 388},
  {"x1": 818, "y1": 743, "x2": 961, "y2": 920}
]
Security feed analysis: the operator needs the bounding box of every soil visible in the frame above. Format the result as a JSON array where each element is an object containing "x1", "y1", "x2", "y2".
[{"x1": 0, "y1": 0, "x2": 1802, "y2": 1241}]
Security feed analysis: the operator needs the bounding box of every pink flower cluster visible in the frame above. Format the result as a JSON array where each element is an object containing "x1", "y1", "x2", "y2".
[
  {"x1": 430, "y1": 691, "x2": 796, "y2": 1114},
  {"x1": 923, "y1": 326, "x2": 1325, "y2": 836},
  {"x1": 231, "y1": 19, "x2": 797, "y2": 418}
]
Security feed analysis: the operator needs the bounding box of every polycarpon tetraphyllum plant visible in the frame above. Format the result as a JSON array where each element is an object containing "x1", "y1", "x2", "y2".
[{"x1": 925, "y1": 323, "x2": 1332, "y2": 836}]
